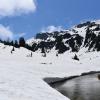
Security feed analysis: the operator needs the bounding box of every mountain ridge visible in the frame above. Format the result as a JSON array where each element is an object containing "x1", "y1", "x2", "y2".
[{"x1": 26, "y1": 20, "x2": 100, "y2": 54}]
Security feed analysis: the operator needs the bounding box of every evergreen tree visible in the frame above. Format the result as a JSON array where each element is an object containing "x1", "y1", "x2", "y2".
[
  {"x1": 31, "y1": 52, "x2": 32, "y2": 57},
  {"x1": 14, "y1": 40, "x2": 19, "y2": 48},
  {"x1": 10, "y1": 41, "x2": 14, "y2": 46},
  {"x1": 19, "y1": 37, "x2": 25, "y2": 47},
  {"x1": 73, "y1": 54, "x2": 79, "y2": 61},
  {"x1": 11, "y1": 46, "x2": 15, "y2": 54},
  {"x1": 12, "y1": 46, "x2": 15, "y2": 51}
]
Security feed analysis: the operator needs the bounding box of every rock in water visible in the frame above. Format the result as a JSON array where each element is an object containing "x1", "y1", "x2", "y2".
[{"x1": 97, "y1": 74, "x2": 100, "y2": 80}]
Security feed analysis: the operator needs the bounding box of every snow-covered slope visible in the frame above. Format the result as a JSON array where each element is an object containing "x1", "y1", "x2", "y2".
[{"x1": 0, "y1": 42, "x2": 100, "y2": 100}]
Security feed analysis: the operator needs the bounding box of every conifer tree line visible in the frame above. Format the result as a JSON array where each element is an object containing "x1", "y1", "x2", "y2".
[
  {"x1": 0, "y1": 37, "x2": 27, "y2": 48},
  {"x1": 0, "y1": 37, "x2": 41, "y2": 52}
]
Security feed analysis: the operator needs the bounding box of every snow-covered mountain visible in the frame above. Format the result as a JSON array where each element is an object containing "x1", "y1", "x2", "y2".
[{"x1": 27, "y1": 20, "x2": 100, "y2": 54}]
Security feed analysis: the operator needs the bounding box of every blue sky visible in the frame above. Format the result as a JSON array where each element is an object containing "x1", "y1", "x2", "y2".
[{"x1": 0, "y1": 0, "x2": 100, "y2": 40}]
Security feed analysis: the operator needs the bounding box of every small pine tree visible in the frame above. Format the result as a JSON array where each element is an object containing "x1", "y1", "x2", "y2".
[
  {"x1": 12, "y1": 46, "x2": 15, "y2": 51},
  {"x1": 73, "y1": 54, "x2": 79, "y2": 61},
  {"x1": 10, "y1": 41, "x2": 14, "y2": 46},
  {"x1": 11, "y1": 47, "x2": 15, "y2": 54},
  {"x1": 31, "y1": 52, "x2": 32, "y2": 57},
  {"x1": 42, "y1": 53, "x2": 46, "y2": 57},
  {"x1": 11, "y1": 51, "x2": 13, "y2": 54},
  {"x1": 56, "y1": 52, "x2": 58, "y2": 57},
  {"x1": 14, "y1": 40, "x2": 19, "y2": 48}
]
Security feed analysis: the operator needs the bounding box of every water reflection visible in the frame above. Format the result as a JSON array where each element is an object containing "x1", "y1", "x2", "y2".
[{"x1": 51, "y1": 73, "x2": 100, "y2": 100}]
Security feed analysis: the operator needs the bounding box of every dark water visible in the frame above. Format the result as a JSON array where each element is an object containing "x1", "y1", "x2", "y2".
[{"x1": 51, "y1": 73, "x2": 100, "y2": 100}]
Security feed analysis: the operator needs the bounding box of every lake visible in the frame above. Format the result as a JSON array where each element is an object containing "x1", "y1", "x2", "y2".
[{"x1": 50, "y1": 73, "x2": 100, "y2": 100}]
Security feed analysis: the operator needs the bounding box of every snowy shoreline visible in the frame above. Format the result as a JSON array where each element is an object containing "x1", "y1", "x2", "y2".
[{"x1": 44, "y1": 71, "x2": 100, "y2": 84}]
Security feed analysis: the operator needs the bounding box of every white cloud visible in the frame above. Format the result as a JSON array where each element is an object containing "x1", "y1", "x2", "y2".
[
  {"x1": 0, "y1": 25, "x2": 13, "y2": 40},
  {"x1": 18, "y1": 33, "x2": 26, "y2": 37},
  {"x1": 0, "y1": 0, "x2": 36, "y2": 17},
  {"x1": 14, "y1": 32, "x2": 26, "y2": 39},
  {"x1": 0, "y1": 25, "x2": 27, "y2": 40},
  {"x1": 41, "y1": 26, "x2": 63, "y2": 33}
]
